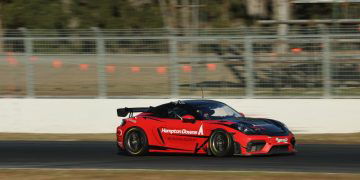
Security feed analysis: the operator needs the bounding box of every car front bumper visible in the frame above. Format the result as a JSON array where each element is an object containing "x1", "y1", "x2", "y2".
[{"x1": 234, "y1": 134, "x2": 296, "y2": 156}]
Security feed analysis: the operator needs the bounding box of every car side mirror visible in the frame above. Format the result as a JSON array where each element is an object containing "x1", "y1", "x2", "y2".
[{"x1": 182, "y1": 114, "x2": 195, "y2": 123}]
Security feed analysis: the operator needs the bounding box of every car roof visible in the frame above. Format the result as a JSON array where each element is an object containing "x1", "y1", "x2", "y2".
[
  {"x1": 153, "y1": 100, "x2": 224, "y2": 109},
  {"x1": 181, "y1": 99, "x2": 223, "y2": 105}
]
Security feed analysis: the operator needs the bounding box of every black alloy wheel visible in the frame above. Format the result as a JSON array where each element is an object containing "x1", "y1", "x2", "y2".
[
  {"x1": 209, "y1": 130, "x2": 234, "y2": 157},
  {"x1": 124, "y1": 127, "x2": 148, "y2": 156}
]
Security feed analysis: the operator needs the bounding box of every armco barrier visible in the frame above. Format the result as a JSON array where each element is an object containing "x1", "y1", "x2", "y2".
[{"x1": 0, "y1": 99, "x2": 359, "y2": 134}]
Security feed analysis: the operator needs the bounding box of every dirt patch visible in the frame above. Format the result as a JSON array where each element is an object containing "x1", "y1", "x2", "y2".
[{"x1": 0, "y1": 169, "x2": 359, "y2": 180}]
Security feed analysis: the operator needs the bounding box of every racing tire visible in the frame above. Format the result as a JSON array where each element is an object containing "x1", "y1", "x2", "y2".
[
  {"x1": 209, "y1": 130, "x2": 234, "y2": 157},
  {"x1": 124, "y1": 127, "x2": 149, "y2": 156}
]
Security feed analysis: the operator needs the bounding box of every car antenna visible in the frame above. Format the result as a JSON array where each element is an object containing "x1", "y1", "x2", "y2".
[{"x1": 201, "y1": 86, "x2": 204, "y2": 99}]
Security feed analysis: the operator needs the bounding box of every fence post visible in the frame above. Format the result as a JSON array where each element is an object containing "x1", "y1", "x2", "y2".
[
  {"x1": 92, "y1": 27, "x2": 107, "y2": 98},
  {"x1": 321, "y1": 34, "x2": 332, "y2": 98},
  {"x1": 19, "y1": 28, "x2": 34, "y2": 98},
  {"x1": 169, "y1": 36, "x2": 179, "y2": 97},
  {"x1": 244, "y1": 36, "x2": 254, "y2": 98}
]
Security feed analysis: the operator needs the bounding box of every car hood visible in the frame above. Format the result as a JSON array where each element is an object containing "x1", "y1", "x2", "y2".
[{"x1": 211, "y1": 117, "x2": 289, "y2": 136}]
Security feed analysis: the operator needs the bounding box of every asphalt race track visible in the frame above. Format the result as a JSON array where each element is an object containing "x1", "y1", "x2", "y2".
[{"x1": 0, "y1": 141, "x2": 359, "y2": 173}]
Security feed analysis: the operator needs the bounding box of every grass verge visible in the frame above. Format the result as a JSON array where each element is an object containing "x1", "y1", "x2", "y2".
[
  {"x1": 0, "y1": 169, "x2": 359, "y2": 180},
  {"x1": 0, "y1": 132, "x2": 359, "y2": 144},
  {"x1": 296, "y1": 133, "x2": 360, "y2": 144}
]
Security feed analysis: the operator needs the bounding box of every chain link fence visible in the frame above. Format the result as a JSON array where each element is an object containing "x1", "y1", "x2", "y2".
[{"x1": 0, "y1": 27, "x2": 359, "y2": 98}]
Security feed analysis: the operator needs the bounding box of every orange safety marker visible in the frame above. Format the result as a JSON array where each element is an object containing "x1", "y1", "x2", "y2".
[
  {"x1": 79, "y1": 64, "x2": 89, "y2": 71},
  {"x1": 6, "y1": 52, "x2": 14, "y2": 56},
  {"x1": 206, "y1": 63, "x2": 217, "y2": 71},
  {"x1": 182, "y1": 65, "x2": 192, "y2": 73},
  {"x1": 106, "y1": 65, "x2": 116, "y2": 73},
  {"x1": 291, "y1": 48, "x2": 302, "y2": 53},
  {"x1": 156, "y1": 66, "x2": 167, "y2": 75},
  {"x1": 29, "y1": 56, "x2": 39, "y2": 62},
  {"x1": 131, "y1": 66, "x2": 141, "y2": 73},
  {"x1": 52, "y1": 59, "x2": 63, "y2": 68},
  {"x1": 6, "y1": 57, "x2": 18, "y2": 66}
]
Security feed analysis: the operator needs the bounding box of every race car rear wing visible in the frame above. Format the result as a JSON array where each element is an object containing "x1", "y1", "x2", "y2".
[{"x1": 117, "y1": 107, "x2": 150, "y2": 117}]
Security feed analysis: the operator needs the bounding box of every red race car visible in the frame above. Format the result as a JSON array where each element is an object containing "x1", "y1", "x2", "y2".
[{"x1": 116, "y1": 100, "x2": 296, "y2": 157}]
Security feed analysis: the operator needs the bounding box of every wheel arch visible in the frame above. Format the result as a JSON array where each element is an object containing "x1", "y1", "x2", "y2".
[
  {"x1": 123, "y1": 126, "x2": 149, "y2": 145},
  {"x1": 124, "y1": 126, "x2": 148, "y2": 138},
  {"x1": 123, "y1": 126, "x2": 149, "y2": 156},
  {"x1": 208, "y1": 128, "x2": 235, "y2": 157}
]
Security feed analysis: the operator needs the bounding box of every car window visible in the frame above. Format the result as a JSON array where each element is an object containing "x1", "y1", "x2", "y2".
[
  {"x1": 150, "y1": 103, "x2": 194, "y2": 120},
  {"x1": 150, "y1": 103, "x2": 175, "y2": 118},
  {"x1": 192, "y1": 102, "x2": 243, "y2": 121},
  {"x1": 168, "y1": 106, "x2": 190, "y2": 119}
]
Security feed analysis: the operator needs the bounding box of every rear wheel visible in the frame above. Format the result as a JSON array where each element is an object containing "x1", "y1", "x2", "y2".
[
  {"x1": 209, "y1": 130, "x2": 234, "y2": 157},
  {"x1": 124, "y1": 127, "x2": 148, "y2": 156}
]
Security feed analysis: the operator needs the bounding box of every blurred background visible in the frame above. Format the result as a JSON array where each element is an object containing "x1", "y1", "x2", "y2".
[{"x1": 0, "y1": 0, "x2": 359, "y2": 98}]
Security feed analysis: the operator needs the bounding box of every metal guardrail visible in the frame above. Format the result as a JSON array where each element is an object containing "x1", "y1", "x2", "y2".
[{"x1": 0, "y1": 27, "x2": 359, "y2": 98}]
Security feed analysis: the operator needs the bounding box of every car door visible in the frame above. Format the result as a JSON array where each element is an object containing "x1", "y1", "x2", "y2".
[{"x1": 158, "y1": 104, "x2": 205, "y2": 152}]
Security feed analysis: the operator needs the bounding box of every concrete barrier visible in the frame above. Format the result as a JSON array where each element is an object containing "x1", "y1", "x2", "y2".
[{"x1": 0, "y1": 99, "x2": 359, "y2": 134}]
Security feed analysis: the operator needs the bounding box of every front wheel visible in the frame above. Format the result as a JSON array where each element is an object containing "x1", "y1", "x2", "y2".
[
  {"x1": 124, "y1": 127, "x2": 149, "y2": 156},
  {"x1": 209, "y1": 130, "x2": 234, "y2": 157}
]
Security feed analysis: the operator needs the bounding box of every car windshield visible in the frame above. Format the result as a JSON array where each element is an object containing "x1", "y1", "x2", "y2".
[{"x1": 190, "y1": 102, "x2": 244, "y2": 121}]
